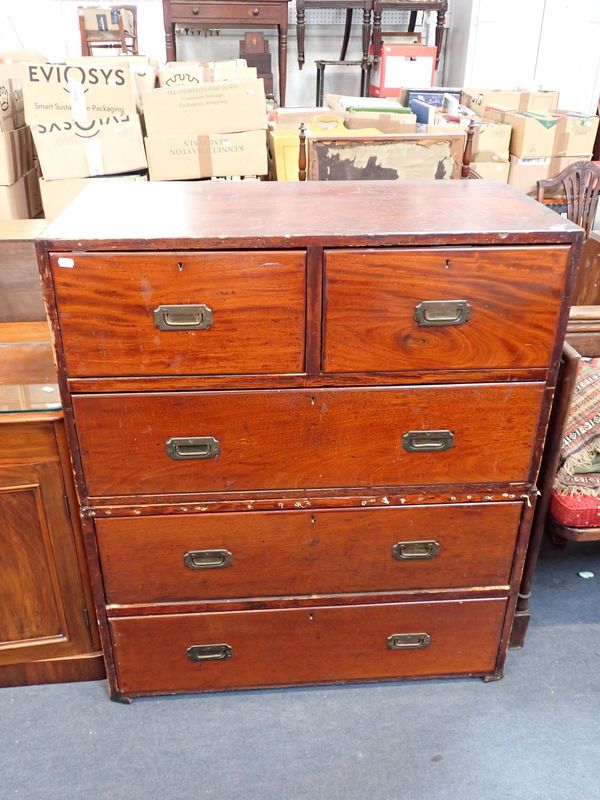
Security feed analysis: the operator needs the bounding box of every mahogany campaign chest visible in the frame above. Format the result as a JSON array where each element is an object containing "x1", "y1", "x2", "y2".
[{"x1": 37, "y1": 180, "x2": 582, "y2": 701}]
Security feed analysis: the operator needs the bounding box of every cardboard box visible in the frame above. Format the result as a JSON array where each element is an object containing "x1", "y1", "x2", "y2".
[
  {"x1": 198, "y1": 130, "x2": 267, "y2": 178},
  {"x1": 399, "y1": 87, "x2": 461, "y2": 107},
  {"x1": 370, "y1": 45, "x2": 437, "y2": 98},
  {"x1": 31, "y1": 113, "x2": 147, "y2": 180},
  {"x1": 508, "y1": 155, "x2": 550, "y2": 195},
  {"x1": 549, "y1": 154, "x2": 592, "y2": 178},
  {"x1": 23, "y1": 62, "x2": 139, "y2": 124},
  {"x1": 0, "y1": 125, "x2": 34, "y2": 185},
  {"x1": 508, "y1": 111, "x2": 558, "y2": 157},
  {"x1": 326, "y1": 94, "x2": 416, "y2": 133},
  {"x1": 158, "y1": 64, "x2": 257, "y2": 88},
  {"x1": 145, "y1": 134, "x2": 202, "y2": 180},
  {"x1": 141, "y1": 80, "x2": 267, "y2": 136},
  {"x1": 461, "y1": 88, "x2": 560, "y2": 114},
  {"x1": 0, "y1": 168, "x2": 42, "y2": 219},
  {"x1": 0, "y1": 78, "x2": 16, "y2": 132},
  {"x1": 471, "y1": 160, "x2": 510, "y2": 183},
  {"x1": 471, "y1": 119, "x2": 512, "y2": 161},
  {"x1": 40, "y1": 172, "x2": 147, "y2": 218},
  {"x1": 553, "y1": 112, "x2": 599, "y2": 157},
  {"x1": 67, "y1": 56, "x2": 157, "y2": 100}
]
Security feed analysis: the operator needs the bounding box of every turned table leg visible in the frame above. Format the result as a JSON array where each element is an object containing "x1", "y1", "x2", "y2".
[
  {"x1": 296, "y1": 0, "x2": 306, "y2": 69},
  {"x1": 278, "y1": 24, "x2": 288, "y2": 105},
  {"x1": 372, "y1": 6, "x2": 382, "y2": 63},
  {"x1": 165, "y1": 22, "x2": 176, "y2": 62},
  {"x1": 435, "y1": 9, "x2": 446, "y2": 69}
]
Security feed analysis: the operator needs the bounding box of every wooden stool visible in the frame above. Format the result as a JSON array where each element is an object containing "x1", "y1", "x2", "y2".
[{"x1": 315, "y1": 59, "x2": 369, "y2": 106}]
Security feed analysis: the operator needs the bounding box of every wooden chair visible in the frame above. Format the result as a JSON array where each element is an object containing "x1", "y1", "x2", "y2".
[
  {"x1": 298, "y1": 119, "x2": 479, "y2": 180},
  {"x1": 79, "y1": 5, "x2": 138, "y2": 56},
  {"x1": 537, "y1": 160, "x2": 600, "y2": 238},
  {"x1": 511, "y1": 308, "x2": 600, "y2": 647}
]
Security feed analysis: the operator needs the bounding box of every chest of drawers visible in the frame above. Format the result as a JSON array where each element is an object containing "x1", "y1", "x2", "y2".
[{"x1": 37, "y1": 180, "x2": 582, "y2": 702}]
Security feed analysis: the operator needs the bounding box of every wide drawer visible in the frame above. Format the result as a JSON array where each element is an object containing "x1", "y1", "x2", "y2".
[
  {"x1": 74, "y1": 384, "x2": 543, "y2": 497},
  {"x1": 50, "y1": 251, "x2": 306, "y2": 377},
  {"x1": 97, "y1": 503, "x2": 522, "y2": 604},
  {"x1": 323, "y1": 247, "x2": 570, "y2": 372},
  {"x1": 170, "y1": 2, "x2": 283, "y2": 22},
  {"x1": 110, "y1": 598, "x2": 507, "y2": 693}
]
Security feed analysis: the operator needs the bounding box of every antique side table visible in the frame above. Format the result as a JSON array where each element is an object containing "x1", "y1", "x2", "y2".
[{"x1": 162, "y1": 0, "x2": 291, "y2": 104}]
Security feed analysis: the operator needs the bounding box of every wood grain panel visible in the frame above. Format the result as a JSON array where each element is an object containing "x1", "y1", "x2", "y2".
[
  {"x1": 323, "y1": 247, "x2": 570, "y2": 372},
  {"x1": 0, "y1": 233, "x2": 46, "y2": 323},
  {"x1": 96, "y1": 503, "x2": 522, "y2": 604},
  {"x1": 73, "y1": 383, "x2": 544, "y2": 497},
  {"x1": 0, "y1": 462, "x2": 91, "y2": 666},
  {"x1": 0, "y1": 482, "x2": 64, "y2": 643},
  {"x1": 110, "y1": 598, "x2": 507, "y2": 693},
  {"x1": 50, "y1": 250, "x2": 306, "y2": 377}
]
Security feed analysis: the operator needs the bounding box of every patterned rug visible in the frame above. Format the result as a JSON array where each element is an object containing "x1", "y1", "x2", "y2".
[{"x1": 555, "y1": 357, "x2": 600, "y2": 497}]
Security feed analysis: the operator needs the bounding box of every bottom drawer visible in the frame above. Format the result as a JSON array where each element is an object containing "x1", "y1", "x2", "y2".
[{"x1": 110, "y1": 598, "x2": 507, "y2": 695}]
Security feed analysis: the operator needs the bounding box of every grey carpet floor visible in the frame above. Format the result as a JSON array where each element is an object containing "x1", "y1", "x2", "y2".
[{"x1": 1, "y1": 539, "x2": 599, "y2": 800}]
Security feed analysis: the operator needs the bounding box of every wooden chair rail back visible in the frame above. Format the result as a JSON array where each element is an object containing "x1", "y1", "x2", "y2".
[{"x1": 537, "y1": 160, "x2": 600, "y2": 239}]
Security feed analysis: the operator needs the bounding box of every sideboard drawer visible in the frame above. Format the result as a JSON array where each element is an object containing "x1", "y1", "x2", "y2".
[
  {"x1": 97, "y1": 502, "x2": 522, "y2": 604},
  {"x1": 170, "y1": 2, "x2": 283, "y2": 22},
  {"x1": 323, "y1": 247, "x2": 570, "y2": 373},
  {"x1": 73, "y1": 383, "x2": 544, "y2": 497},
  {"x1": 110, "y1": 598, "x2": 507, "y2": 693},
  {"x1": 50, "y1": 251, "x2": 306, "y2": 377}
]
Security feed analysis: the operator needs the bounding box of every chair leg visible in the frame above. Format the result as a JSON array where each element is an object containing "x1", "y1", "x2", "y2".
[
  {"x1": 316, "y1": 63, "x2": 325, "y2": 107},
  {"x1": 340, "y1": 8, "x2": 353, "y2": 60}
]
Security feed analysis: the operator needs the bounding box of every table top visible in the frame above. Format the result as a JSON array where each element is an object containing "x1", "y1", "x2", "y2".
[
  {"x1": 40, "y1": 179, "x2": 582, "y2": 252},
  {"x1": 0, "y1": 323, "x2": 61, "y2": 416}
]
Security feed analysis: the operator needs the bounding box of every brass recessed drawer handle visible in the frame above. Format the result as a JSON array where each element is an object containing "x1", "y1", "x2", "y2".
[
  {"x1": 187, "y1": 644, "x2": 232, "y2": 662},
  {"x1": 392, "y1": 540, "x2": 440, "y2": 560},
  {"x1": 153, "y1": 303, "x2": 213, "y2": 331},
  {"x1": 166, "y1": 436, "x2": 220, "y2": 460},
  {"x1": 387, "y1": 633, "x2": 431, "y2": 651},
  {"x1": 414, "y1": 299, "x2": 471, "y2": 326},
  {"x1": 184, "y1": 549, "x2": 233, "y2": 569},
  {"x1": 402, "y1": 430, "x2": 454, "y2": 453}
]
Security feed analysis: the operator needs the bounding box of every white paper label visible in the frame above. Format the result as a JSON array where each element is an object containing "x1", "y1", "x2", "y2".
[{"x1": 57, "y1": 257, "x2": 75, "y2": 268}]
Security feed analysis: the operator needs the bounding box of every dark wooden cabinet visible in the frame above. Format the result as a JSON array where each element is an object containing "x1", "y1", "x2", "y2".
[
  {"x1": 37, "y1": 180, "x2": 582, "y2": 701},
  {"x1": 0, "y1": 326, "x2": 104, "y2": 687}
]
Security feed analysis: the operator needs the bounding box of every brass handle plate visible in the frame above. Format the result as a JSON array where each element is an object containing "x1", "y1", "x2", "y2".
[
  {"x1": 153, "y1": 303, "x2": 213, "y2": 331},
  {"x1": 166, "y1": 436, "x2": 220, "y2": 460},
  {"x1": 387, "y1": 633, "x2": 431, "y2": 651},
  {"x1": 414, "y1": 299, "x2": 471, "y2": 327},
  {"x1": 392, "y1": 540, "x2": 440, "y2": 560},
  {"x1": 402, "y1": 430, "x2": 454, "y2": 453},
  {"x1": 184, "y1": 549, "x2": 233, "y2": 569},
  {"x1": 187, "y1": 644, "x2": 232, "y2": 662}
]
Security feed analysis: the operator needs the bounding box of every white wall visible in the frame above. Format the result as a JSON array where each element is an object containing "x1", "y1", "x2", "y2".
[
  {"x1": 445, "y1": 0, "x2": 600, "y2": 113},
  {"x1": 1, "y1": 0, "x2": 599, "y2": 111}
]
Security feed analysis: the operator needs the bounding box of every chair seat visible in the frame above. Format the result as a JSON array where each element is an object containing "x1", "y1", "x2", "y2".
[{"x1": 550, "y1": 490, "x2": 600, "y2": 528}]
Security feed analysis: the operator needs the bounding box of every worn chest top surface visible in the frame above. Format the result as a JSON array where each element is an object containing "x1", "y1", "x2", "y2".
[{"x1": 39, "y1": 180, "x2": 581, "y2": 251}]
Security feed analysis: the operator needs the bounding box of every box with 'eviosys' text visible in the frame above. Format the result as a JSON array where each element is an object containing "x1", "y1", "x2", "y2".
[{"x1": 23, "y1": 62, "x2": 138, "y2": 124}]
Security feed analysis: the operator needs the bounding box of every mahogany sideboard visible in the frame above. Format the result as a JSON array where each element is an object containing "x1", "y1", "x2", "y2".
[
  {"x1": 0, "y1": 323, "x2": 104, "y2": 687},
  {"x1": 162, "y1": 0, "x2": 290, "y2": 104},
  {"x1": 36, "y1": 180, "x2": 582, "y2": 702}
]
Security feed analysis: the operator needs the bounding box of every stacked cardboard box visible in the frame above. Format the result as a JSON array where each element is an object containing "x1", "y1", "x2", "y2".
[
  {"x1": 461, "y1": 89, "x2": 559, "y2": 193},
  {"x1": 0, "y1": 64, "x2": 41, "y2": 218},
  {"x1": 550, "y1": 111, "x2": 599, "y2": 176},
  {"x1": 158, "y1": 60, "x2": 256, "y2": 88},
  {"x1": 20, "y1": 57, "x2": 152, "y2": 216},
  {"x1": 142, "y1": 78, "x2": 268, "y2": 180}
]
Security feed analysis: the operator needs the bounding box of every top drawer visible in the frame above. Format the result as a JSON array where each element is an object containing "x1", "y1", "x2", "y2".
[
  {"x1": 323, "y1": 247, "x2": 570, "y2": 373},
  {"x1": 50, "y1": 251, "x2": 306, "y2": 378}
]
